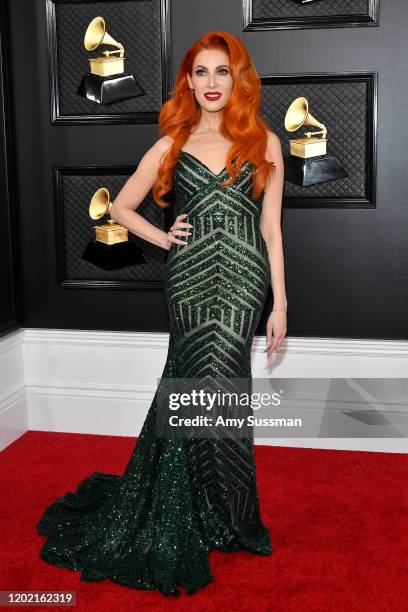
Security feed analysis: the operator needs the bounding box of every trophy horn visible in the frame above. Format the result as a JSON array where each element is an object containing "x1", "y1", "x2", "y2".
[
  {"x1": 284, "y1": 96, "x2": 327, "y2": 139},
  {"x1": 89, "y1": 187, "x2": 112, "y2": 220},
  {"x1": 84, "y1": 16, "x2": 124, "y2": 57}
]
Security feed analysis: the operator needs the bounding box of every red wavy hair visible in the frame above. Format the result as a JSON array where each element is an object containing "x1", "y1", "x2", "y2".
[{"x1": 152, "y1": 31, "x2": 277, "y2": 208}]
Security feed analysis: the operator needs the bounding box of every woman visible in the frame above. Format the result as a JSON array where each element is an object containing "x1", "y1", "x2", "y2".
[{"x1": 37, "y1": 31, "x2": 287, "y2": 597}]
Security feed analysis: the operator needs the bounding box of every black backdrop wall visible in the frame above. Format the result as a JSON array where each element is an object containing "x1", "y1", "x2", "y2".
[
  {"x1": 0, "y1": 1, "x2": 20, "y2": 339},
  {"x1": 3, "y1": 0, "x2": 408, "y2": 340}
]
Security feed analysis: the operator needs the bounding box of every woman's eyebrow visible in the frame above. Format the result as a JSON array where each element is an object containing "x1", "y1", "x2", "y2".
[{"x1": 194, "y1": 64, "x2": 230, "y2": 69}]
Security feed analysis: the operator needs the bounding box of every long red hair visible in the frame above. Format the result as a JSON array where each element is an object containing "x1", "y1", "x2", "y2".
[{"x1": 152, "y1": 31, "x2": 276, "y2": 208}]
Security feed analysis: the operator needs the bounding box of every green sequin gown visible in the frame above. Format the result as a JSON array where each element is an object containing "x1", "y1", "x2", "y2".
[{"x1": 37, "y1": 150, "x2": 272, "y2": 596}]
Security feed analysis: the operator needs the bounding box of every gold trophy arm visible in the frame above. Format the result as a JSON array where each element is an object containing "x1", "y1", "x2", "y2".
[
  {"x1": 102, "y1": 44, "x2": 124, "y2": 58},
  {"x1": 304, "y1": 124, "x2": 327, "y2": 139}
]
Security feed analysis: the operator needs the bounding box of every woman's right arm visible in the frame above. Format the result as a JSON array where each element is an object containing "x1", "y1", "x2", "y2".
[{"x1": 110, "y1": 136, "x2": 191, "y2": 250}]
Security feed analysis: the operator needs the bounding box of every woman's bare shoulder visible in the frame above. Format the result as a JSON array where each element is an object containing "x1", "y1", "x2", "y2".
[
  {"x1": 154, "y1": 135, "x2": 175, "y2": 156},
  {"x1": 139, "y1": 135, "x2": 175, "y2": 168}
]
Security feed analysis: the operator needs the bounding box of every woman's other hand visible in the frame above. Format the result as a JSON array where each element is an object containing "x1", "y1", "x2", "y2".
[{"x1": 264, "y1": 309, "x2": 287, "y2": 355}]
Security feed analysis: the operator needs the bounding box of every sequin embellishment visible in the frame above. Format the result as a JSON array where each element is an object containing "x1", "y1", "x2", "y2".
[{"x1": 36, "y1": 150, "x2": 272, "y2": 597}]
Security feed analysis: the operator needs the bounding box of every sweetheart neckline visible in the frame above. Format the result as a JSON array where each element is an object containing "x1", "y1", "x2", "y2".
[{"x1": 180, "y1": 150, "x2": 250, "y2": 177}]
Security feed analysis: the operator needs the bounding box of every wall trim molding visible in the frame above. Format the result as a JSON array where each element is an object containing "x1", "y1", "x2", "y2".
[
  {"x1": 23, "y1": 327, "x2": 408, "y2": 357},
  {"x1": 0, "y1": 329, "x2": 26, "y2": 451},
  {"x1": 1, "y1": 328, "x2": 407, "y2": 453}
]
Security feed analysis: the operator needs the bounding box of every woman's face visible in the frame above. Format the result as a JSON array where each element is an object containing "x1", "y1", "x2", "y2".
[{"x1": 186, "y1": 48, "x2": 233, "y2": 113}]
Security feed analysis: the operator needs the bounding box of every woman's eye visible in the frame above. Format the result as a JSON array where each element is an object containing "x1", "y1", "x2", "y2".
[{"x1": 195, "y1": 68, "x2": 229, "y2": 76}]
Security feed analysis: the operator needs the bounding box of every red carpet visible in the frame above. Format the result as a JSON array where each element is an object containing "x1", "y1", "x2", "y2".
[{"x1": 0, "y1": 431, "x2": 407, "y2": 611}]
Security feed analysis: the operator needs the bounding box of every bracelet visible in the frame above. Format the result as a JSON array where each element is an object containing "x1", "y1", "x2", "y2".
[{"x1": 272, "y1": 307, "x2": 287, "y2": 312}]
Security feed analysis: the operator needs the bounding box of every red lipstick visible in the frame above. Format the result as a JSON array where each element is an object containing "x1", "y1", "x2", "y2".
[{"x1": 204, "y1": 92, "x2": 222, "y2": 101}]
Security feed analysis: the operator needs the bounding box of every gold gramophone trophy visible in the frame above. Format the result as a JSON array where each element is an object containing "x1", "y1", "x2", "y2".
[
  {"x1": 77, "y1": 16, "x2": 145, "y2": 104},
  {"x1": 82, "y1": 187, "x2": 146, "y2": 270},
  {"x1": 283, "y1": 96, "x2": 347, "y2": 187}
]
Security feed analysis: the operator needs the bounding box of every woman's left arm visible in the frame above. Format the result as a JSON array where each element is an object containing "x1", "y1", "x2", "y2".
[{"x1": 259, "y1": 130, "x2": 287, "y2": 355}]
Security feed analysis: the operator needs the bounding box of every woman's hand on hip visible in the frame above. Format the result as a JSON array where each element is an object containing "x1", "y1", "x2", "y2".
[{"x1": 166, "y1": 213, "x2": 193, "y2": 248}]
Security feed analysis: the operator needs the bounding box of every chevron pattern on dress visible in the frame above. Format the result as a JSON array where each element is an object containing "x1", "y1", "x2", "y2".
[{"x1": 162, "y1": 151, "x2": 271, "y2": 548}]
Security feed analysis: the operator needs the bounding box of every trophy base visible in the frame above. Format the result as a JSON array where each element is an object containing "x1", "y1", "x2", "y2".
[
  {"x1": 82, "y1": 240, "x2": 146, "y2": 271},
  {"x1": 77, "y1": 73, "x2": 145, "y2": 105},
  {"x1": 284, "y1": 154, "x2": 348, "y2": 187}
]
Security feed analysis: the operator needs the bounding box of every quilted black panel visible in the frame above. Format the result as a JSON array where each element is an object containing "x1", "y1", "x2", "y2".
[
  {"x1": 53, "y1": 0, "x2": 163, "y2": 116},
  {"x1": 252, "y1": 0, "x2": 369, "y2": 19},
  {"x1": 260, "y1": 78, "x2": 372, "y2": 199},
  {"x1": 58, "y1": 170, "x2": 166, "y2": 282}
]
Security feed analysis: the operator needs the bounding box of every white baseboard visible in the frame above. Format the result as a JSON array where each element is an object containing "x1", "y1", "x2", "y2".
[
  {"x1": 0, "y1": 328, "x2": 407, "y2": 453},
  {"x1": 0, "y1": 330, "x2": 27, "y2": 451}
]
